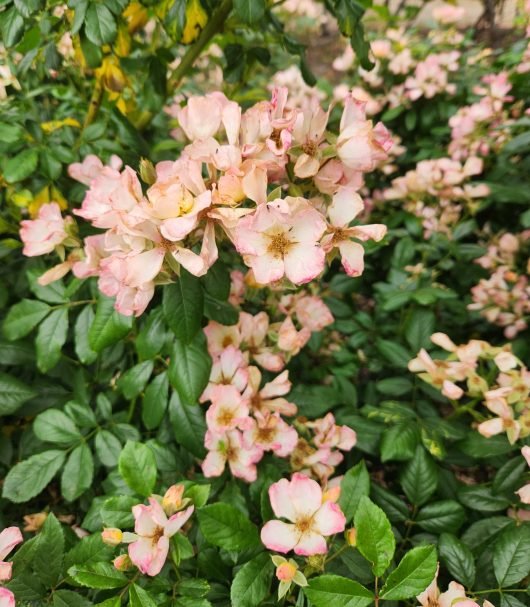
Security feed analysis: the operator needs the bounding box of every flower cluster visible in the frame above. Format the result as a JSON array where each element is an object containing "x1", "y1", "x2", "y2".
[
  {"x1": 383, "y1": 157, "x2": 489, "y2": 238},
  {"x1": 448, "y1": 72, "x2": 516, "y2": 160},
  {"x1": 469, "y1": 232, "x2": 530, "y2": 338},
  {"x1": 200, "y1": 308, "x2": 356, "y2": 483},
  {"x1": 409, "y1": 333, "x2": 530, "y2": 444},
  {"x1": 101, "y1": 484, "x2": 194, "y2": 576},
  {"x1": 19, "y1": 89, "x2": 390, "y2": 317},
  {"x1": 0, "y1": 527, "x2": 23, "y2": 607},
  {"x1": 418, "y1": 565, "x2": 494, "y2": 607}
]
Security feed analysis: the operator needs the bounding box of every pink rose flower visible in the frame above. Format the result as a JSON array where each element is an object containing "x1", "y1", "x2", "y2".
[
  {"x1": 205, "y1": 384, "x2": 251, "y2": 434},
  {"x1": 234, "y1": 198, "x2": 326, "y2": 285},
  {"x1": 0, "y1": 527, "x2": 22, "y2": 582},
  {"x1": 202, "y1": 429, "x2": 263, "y2": 482},
  {"x1": 125, "y1": 498, "x2": 194, "y2": 576},
  {"x1": 20, "y1": 203, "x2": 68, "y2": 257},
  {"x1": 260, "y1": 473, "x2": 346, "y2": 555},
  {"x1": 0, "y1": 588, "x2": 15, "y2": 607}
]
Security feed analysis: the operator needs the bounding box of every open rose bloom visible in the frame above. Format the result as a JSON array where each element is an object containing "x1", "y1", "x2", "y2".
[
  {"x1": 20, "y1": 89, "x2": 390, "y2": 317},
  {"x1": 261, "y1": 473, "x2": 346, "y2": 555}
]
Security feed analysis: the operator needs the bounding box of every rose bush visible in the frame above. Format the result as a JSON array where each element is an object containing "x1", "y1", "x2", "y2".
[{"x1": 1, "y1": 1, "x2": 529, "y2": 607}]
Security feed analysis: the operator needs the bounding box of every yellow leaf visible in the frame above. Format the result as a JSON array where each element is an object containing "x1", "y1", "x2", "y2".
[
  {"x1": 123, "y1": 1, "x2": 149, "y2": 33},
  {"x1": 181, "y1": 0, "x2": 208, "y2": 44},
  {"x1": 41, "y1": 118, "x2": 81, "y2": 133}
]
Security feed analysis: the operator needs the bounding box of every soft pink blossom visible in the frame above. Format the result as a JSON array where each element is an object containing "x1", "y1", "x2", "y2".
[
  {"x1": 125, "y1": 498, "x2": 193, "y2": 576},
  {"x1": 261, "y1": 473, "x2": 346, "y2": 555},
  {"x1": 20, "y1": 203, "x2": 69, "y2": 256},
  {"x1": 0, "y1": 527, "x2": 23, "y2": 582},
  {"x1": 0, "y1": 588, "x2": 15, "y2": 607},
  {"x1": 205, "y1": 385, "x2": 251, "y2": 434},
  {"x1": 202, "y1": 429, "x2": 263, "y2": 482}
]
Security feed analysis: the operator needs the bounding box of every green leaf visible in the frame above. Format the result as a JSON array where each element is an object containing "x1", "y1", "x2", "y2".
[
  {"x1": 404, "y1": 308, "x2": 435, "y2": 351},
  {"x1": 459, "y1": 485, "x2": 511, "y2": 512},
  {"x1": 400, "y1": 446, "x2": 438, "y2": 506},
  {"x1": 0, "y1": 370, "x2": 37, "y2": 415},
  {"x1": 162, "y1": 272, "x2": 204, "y2": 343},
  {"x1": 118, "y1": 440, "x2": 157, "y2": 496},
  {"x1": 14, "y1": 0, "x2": 42, "y2": 17},
  {"x1": 142, "y1": 372, "x2": 169, "y2": 430},
  {"x1": 33, "y1": 513, "x2": 64, "y2": 587},
  {"x1": 203, "y1": 293, "x2": 239, "y2": 325},
  {"x1": 129, "y1": 584, "x2": 157, "y2": 607},
  {"x1": 53, "y1": 589, "x2": 93, "y2": 607},
  {"x1": 168, "y1": 391, "x2": 206, "y2": 458},
  {"x1": 33, "y1": 408, "x2": 81, "y2": 445},
  {"x1": 117, "y1": 360, "x2": 154, "y2": 400},
  {"x1": 461, "y1": 517, "x2": 515, "y2": 554},
  {"x1": 492, "y1": 457, "x2": 526, "y2": 496},
  {"x1": 101, "y1": 495, "x2": 137, "y2": 528},
  {"x1": 64, "y1": 534, "x2": 114, "y2": 572},
  {"x1": 88, "y1": 296, "x2": 132, "y2": 352},
  {"x1": 416, "y1": 500, "x2": 466, "y2": 534},
  {"x1": 2, "y1": 449, "x2": 66, "y2": 503},
  {"x1": 135, "y1": 309, "x2": 166, "y2": 360},
  {"x1": 74, "y1": 306, "x2": 97, "y2": 364},
  {"x1": 0, "y1": 7, "x2": 24, "y2": 49},
  {"x1": 3, "y1": 299, "x2": 50, "y2": 340},
  {"x1": 380, "y1": 424, "x2": 418, "y2": 462},
  {"x1": 492, "y1": 525, "x2": 530, "y2": 587},
  {"x1": 95, "y1": 430, "x2": 122, "y2": 467},
  {"x1": 439, "y1": 533, "x2": 475, "y2": 588},
  {"x1": 371, "y1": 483, "x2": 409, "y2": 523},
  {"x1": 380, "y1": 545, "x2": 437, "y2": 600},
  {"x1": 197, "y1": 503, "x2": 260, "y2": 551},
  {"x1": 85, "y1": 3, "x2": 117, "y2": 45},
  {"x1": 354, "y1": 496, "x2": 395, "y2": 576},
  {"x1": 68, "y1": 562, "x2": 127, "y2": 589},
  {"x1": 61, "y1": 443, "x2": 94, "y2": 501},
  {"x1": 4, "y1": 148, "x2": 39, "y2": 183},
  {"x1": 0, "y1": 122, "x2": 25, "y2": 144},
  {"x1": 304, "y1": 575, "x2": 374, "y2": 607},
  {"x1": 168, "y1": 333, "x2": 211, "y2": 404},
  {"x1": 233, "y1": 0, "x2": 265, "y2": 24},
  {"x1": 338, "y1": 460, "x2": 370, "y2": 522},
  {"x1": 230, "y1": 552, "x2": 273, "y2": 607},
  {"x1": 375, "y1": 339, "x2": 412, "y2": 369},
  {"x1": 35, "y1": 308, "x2": 68, "y2": 372},
  {"x1": 376, "y1": 377, "x2": 412, "y2": 397}
]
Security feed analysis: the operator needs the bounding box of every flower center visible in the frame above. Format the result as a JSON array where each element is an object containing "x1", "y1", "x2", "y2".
[
  {"x1": 302, "y1": 140, "x2": 318, "y2": 156},
  {"x1": 267, "y1": 232, "x2": 292, "y2": 258},
  {"x1": 256, "y1": 426, "x2": 275, "y2": 443},
  {"x1": 151, "y1": 526, "x2": 164, "y2": 545},
  {"x1": 295, "y1": 516, "x2": 313, "y2": 534},
  {"x1": 218, "y1": 408, "x2": 235, "y2": 426}
]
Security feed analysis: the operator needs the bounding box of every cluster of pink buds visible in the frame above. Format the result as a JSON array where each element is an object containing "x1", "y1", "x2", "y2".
[
  {"x1": 448, "y1": 72, "x2": 515, "y2": 160},
  {"x1": 469, "y1": 232, "x2": 530, "y2": 338},
  {"x1": 0, "y1": 527, "x2": 23, "y2": 607},
  {"x1": 409, "y1": 333, "x2": 530, "y2": 444},
  {"x1": 200, "y1": 307, "x2": 356, "y2": 483},
  {"x1": 19, "y1": 89, "x2": 391, "y2": 317},
  {"x1": 384, "y1": 157, "x2": 489, "y2": 238},
  {"x1": 101, "y1": 484, "x2": 194, "y2": 576}
]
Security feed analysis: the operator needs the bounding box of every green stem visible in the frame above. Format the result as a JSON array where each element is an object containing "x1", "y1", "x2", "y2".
[
  {"x1": 167, "y1": 0, "x2": 233, "y2": 91},
  {"x1": 324, "y1": 543, "x2": 348, "y2": 564}
]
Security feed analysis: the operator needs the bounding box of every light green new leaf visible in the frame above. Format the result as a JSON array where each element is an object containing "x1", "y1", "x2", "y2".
[
  {"x1": 118, "y1": 440, "x2": 157, "y2": 496},
  {"x1": 380, "y1": 545, "x2": 437, "y2": 600},
  {"x1": 354, "y1": 496, "x2": 395, "y2": 576},
  {"x1": 304, "y1": 575, "x2": 374, "y2": 607}
]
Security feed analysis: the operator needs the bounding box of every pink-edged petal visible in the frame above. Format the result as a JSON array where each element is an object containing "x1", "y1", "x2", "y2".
[
  {"x1": 0, "y1": 562, "x2": 13, "y2": 582},
  {"x1": 165, "y1": 506, "x2": 194, "y2": 536},
  {"x1": 350, "y1": 224, "x2": 387, "y2": 242},
  {"x1": 516, "y1": 483, "x2": 530, "y2": 504},
  {"x1": 0, "y1": 527, "x2": 23, "y2": 561},
  {"x1": 269, "y1": 478, "x2": 297, "y2": 521},
  {"x1": 202, "y1": 449, "x2": 226, "y2": 477},
  {"x1": 283, "y1": 244, "x2": 325, "y2": 285},
  {"x1": 290, "y1": 473, "x2": 322, "y2": 518},
  {"x1": 338, "y1": 240, "x2": 365, "y2": 277},
  {"x1": 145, "y1": 535, "x2": 169, "y2": 576},
  {"x1": 0, "y1": 587, "x2": 15, "y2": 607},
  {"x1": 128, "y1": 537, "x2": 155, "y2": 574},
  {"x1": 522, "y1": 446, "x2": 530, "y2": 467},
  {"x1": 161, "y1": 215, "x2": 199, "y2": 241},
  {"x1": 249, "y1": 253, "x2": 285, "y2": 284},
  {"x1": 125, "y1": 248, "x2": 165, "y2": 287},
  {"x1": 312, "y1": 501, "x2": 346, "y2": 536},
  {"x1": 132, "y1": 504, "x2": 159, "y2": 536},
  {"x1": 328, "y1": 187, "x2": 364, "y2": 227},
  {"x1": 293, "y1": 531, "x2": 327, "y2": 556},
  {"x1": 260, "y1": 520, "x2": 298, "y2": 553}
]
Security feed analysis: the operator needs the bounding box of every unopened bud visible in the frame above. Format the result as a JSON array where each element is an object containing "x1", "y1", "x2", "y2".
[
  {"x1": 113, "y1": 554, "x2": 133, "y2": 571},
  {"x1": 102, "y1": 528, "x2": 123, "y2": 546},
  {"x1": 162, "y1": 483, "x2": 186, "y2": 516},
  {"x1": 23, "y1": 512, "x2": 47, "y2": 533},
  {"x1": 346, "y1": 527, "x2": 357, "y2": 547},
  {"x1": 306, "y1": 554, "x2": 325, "y2": 570},
  {"x1": 276, "y1": 561, "x2": 297, "y2": 582},
  {"x1": 139, "y1": 158, "x2": 156, "y2": 185}
]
